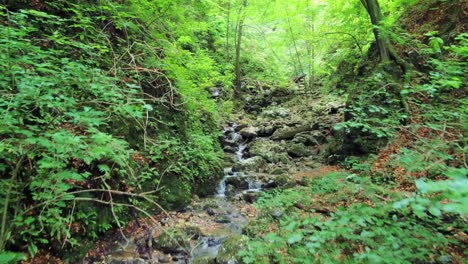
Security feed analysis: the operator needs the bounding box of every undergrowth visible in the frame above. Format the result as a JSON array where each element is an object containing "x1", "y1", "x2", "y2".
[
  {"x1": 0, "y1": 1, "x2": 228, "y2": 261},
  {"x1": 239, "y1": 24, "x2": 467, "y2": 264}
]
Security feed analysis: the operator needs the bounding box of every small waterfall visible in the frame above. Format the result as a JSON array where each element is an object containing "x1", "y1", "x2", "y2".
[
  {"x1": 217, "y1": 124, "x2": 248, "y2": 198},
  {"x1": 236, "y1": 141, "x2": 247, "y2": 161}
]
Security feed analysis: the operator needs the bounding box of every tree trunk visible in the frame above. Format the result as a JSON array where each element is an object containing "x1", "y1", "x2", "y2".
[
  {"x1": 234, "y1": 0, "x2": 247, "y2": 95},
  {"x1": 361, "y1": 0, "x2": 389, "y2": 62},
  {"x1": 361, "y1": 0, "x2": 411, "y2": 122},
  {"x1": 225, "y1": 0, "x2": 231, "y2": 60}
]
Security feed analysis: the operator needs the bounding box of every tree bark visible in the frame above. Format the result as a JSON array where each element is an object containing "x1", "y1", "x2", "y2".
[
  {"x1": 361, "y1": 0, "x2": 389, "y2": 62},
  {"x1": 234, "y1": 0, "x2": 247, "y2": 95},
  {"x1": 225, "y1": 0, "x2": 231, "y2": 60}
]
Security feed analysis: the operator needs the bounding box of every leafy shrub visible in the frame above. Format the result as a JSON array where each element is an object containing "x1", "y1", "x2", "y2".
[
  {"x1": 0, "y1": 1, "x2": 226, "y2": 259},
  {"x1": 240, "y1": 172, "x2": 463, "y2": 264}
]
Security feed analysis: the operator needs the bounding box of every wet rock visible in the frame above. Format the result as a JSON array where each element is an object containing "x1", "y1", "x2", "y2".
[
  {"x1": 225, "y1": 176, "x2": 249, "y2": 189},
  {"x1": 221, "y1": 137, "x2": 237, "y2": 147},
  {"x1": 235, "y1": 123, "x2": 249, "y2": 131},
  {"x1": 216, "y1": 235, "x2": 249, "y2": 264},
  {"x1": 262, "y1": 179, "x2": 277, "y2": 189},
  {"x1": 223, "y1": 145, "x2": 237, "y2": 154},
  {"x1": 226, "y1": 184, "x2": 236, "y2": 195},
  {"x1": 193, "y1": 256, "x2": 217, "y2": 264},
  {"x1": 154, "y1": 228, "x2": 189, "y2": 253},
  {"x1": 206, "y1": 207, "x2": 216, "y2": 216},
  {"x1": 223, "y1": 154, "x2": 237, "y2": 164},
  {"x1": 107, "y1": 257, "x2": 146, "y2": 264},
  {"x1": 242, "y1": 192, "x2": 259, "y2": 203},
  {"x1": 214, "y1": 215, "x2": 231, "y2": 224},
  {"x1": 232, "y1": 156, "x2": 266, "y2": 172},
  {"x1": 240, "y1": 126, "x2": 259, "y2": 139},
  {"x1": 271, "y1": 124, "x2": 317, "y2": 140},
  {"x1": 202, "y1": 201, "x2": 220, "y2": 210},
  {"x1": 437, "y1": 255, "x2": 453, "y2": 264}
]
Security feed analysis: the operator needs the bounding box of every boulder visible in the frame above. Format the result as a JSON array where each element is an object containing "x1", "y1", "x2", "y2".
[
  {"x1": 261, "y1": 107, "x2": 290, "y2": 118},
  {"x1": 287, "y1": 143, "x2": 311, "y2": 158},
  {"x1": 193, "y1": 256, "x2": 216, "y2": 264},
  {"x1": 271, "y1": 124, "x2": 317, "y2": 140},
  {"x1": 292, "y1": 131, "x2": 320, "y2": 146},
  {"x1": 154, "y1": 228, "x2": 190, "y2": 253},
  {"x1": 242, "y1": 192, "x2": 260, "y2": 203},
  {"x1": 216, "y1": 235, "x2": 249, "y2": 264},
  {"x1": 249, "y1": 139, "x2": 289, "y2": 163},
  {"x1": 232, "y1": 156, "x2": 265, "y2": 172},
  {"x1": 239, "y1": 126, "x2": 258, "y2": 139},
  {"x1": 222, "y1": 145, "x2": 237, "y2": 154},
  {"x1": 225, "y1": 176, "x2": 249, "y2": 189},
  {"x1": 257, "y1": 124, "x2": 276, "y2": 137},
  {"x1": 325, "y1": 102, "x2": 345, "y2": 114}
]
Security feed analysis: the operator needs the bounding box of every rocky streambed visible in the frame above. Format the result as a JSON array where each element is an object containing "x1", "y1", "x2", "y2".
[{"x1": 85, "y1": 94, "x2": 344, "y2": 264}]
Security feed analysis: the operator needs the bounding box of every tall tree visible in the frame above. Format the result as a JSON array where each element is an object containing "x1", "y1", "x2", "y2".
[
  {"x1": 234, "y1": 0, "x2": 248, "y2": 95},
  {"x1": 360, "y1": 0, "x2": 389, "y2": 62}
]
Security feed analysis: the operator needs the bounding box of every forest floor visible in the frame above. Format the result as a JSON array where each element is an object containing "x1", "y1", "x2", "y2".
[{"x1": 74, "y1": 88, "x2": 348, "y2": 264}]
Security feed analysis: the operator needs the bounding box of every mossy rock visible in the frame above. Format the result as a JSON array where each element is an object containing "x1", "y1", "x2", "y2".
[
  {"x1": 192, "y1": 256, "x2": 216, "y2": 264},
  {"x1": 232, "y1": 156, "x2": 266, "y2": 172},
  {"x1": 275, "y1": 174, "x2": 291, "y2": 187},
  {"x1": 154, "y1": 228, "x2": 190, "y2": 253},
  {"x1": 184, "y1": 225, "x2": 202, "y2": 239},
  {"x1": 287, "y1": 143, "x2": 310, "y2": 157},
  {"x1": 216, "y1": 235, "x2": 249, "y2": 264}
]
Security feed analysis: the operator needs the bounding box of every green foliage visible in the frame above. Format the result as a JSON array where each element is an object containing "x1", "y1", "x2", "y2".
[
  {"x1": 0, "y1": 251, "x2": 26, "y2": 264},
  {"x1": 0, "y1": 0, "x2": 226, "y2": 258},
  {"x1": 240, "y1": 172, "x2": 463, "y2": 264}
]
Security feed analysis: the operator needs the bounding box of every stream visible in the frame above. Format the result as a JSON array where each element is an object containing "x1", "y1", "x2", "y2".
[
  {"x1": 101, "y1": 123, "x2": 260, "y2": 264},
  {"x1": 190, "y1": 123, "x2": 259, "y2": 263}
]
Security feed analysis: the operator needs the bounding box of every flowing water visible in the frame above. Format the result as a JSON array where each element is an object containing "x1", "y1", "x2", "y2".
[
  {"x1": 190, "y1": 123, "x2": 257, "y2": 262},
  {"x1": 105, "y1": 123, "x2": 256, "y2": 263}
]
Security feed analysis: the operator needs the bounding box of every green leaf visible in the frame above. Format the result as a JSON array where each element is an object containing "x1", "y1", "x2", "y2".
[
  {"x1": 287, "y1": 233, "x2": 303, "y2": 244},
  {"x1": 0, "y1": 252, "x2": 26, "y2": 264}
]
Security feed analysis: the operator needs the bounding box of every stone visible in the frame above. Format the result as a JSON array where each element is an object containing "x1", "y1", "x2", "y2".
[
  {"x1": 292, "y1": 131, "x2": 320, "y2": 146},
  {"x1": 248, "y1": 139, "x2": 289, "y2": 163},
  {"x1": 221, "y1": 137, "x2": 238, "y2": 147},
  {"x1": 154, "y1": 228, "x2": 189, "y2": 253},
  {"x1": 261, "y1": 107, "x2": 290, "y2": 118},
  {"x1": 225, "y1": 176, "x2": 249, "y2": 189},
  {"x1": 214, "y1": 215, "x2": 231, "y2": 224},
  {"x1": 261, "y1": 179, "x2": 277, "y2": 189},
  {"x1": 232, "y1": 156, "x2": 266, "y2": 172},
  {"x1": 206, "y1": 207, "x2": 216, "y2": 216},
  {"x1": 270, "y1": 209, "x2": 284, "y2": 219},
  {"x1": 269, "y1": 167, "x2": 288, "y2": 175},
  {"x1": 223, "y1": 145, "x2": 237, "y2": 154},
  {"x1": 184, "y1": 226, "x2": 202, "y2": 239},
  {"x1": 271, "y1": 124, "x2": 316, "y2": 140},
  {"x1": 239, "y1": 126, "x2": 258, "y2": 139},
  {"x1": 257, "y1": 124, "x2": 276, "y2": 137},
  {"x1": 193, "y1": 256, "x2": 216, "y2": 264},
  {"x1": 325, "y1": 102, "x2": 345, "y2": 114},
  {"x1": 287, "y1": 143, "x2": 310, "y2": 158},
  {"x1": 242, "y1": 192, "x2": 259, "y2": 203},
  {"x1": 216, "y1": 235, "x2": 249, "y2": 264}
]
